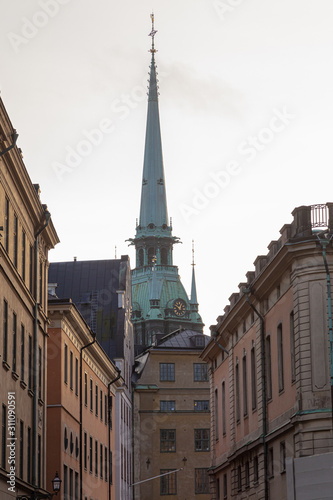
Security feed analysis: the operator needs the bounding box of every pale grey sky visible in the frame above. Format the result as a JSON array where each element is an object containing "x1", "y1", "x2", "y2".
[{"x1": 1, "y1": 0, "x2": 332, "y2": 332}]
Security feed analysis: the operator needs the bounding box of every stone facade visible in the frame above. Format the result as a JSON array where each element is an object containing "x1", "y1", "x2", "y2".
[
  {"x1": 201, "y1": 204, "x2": 333, "y2": 500},
  {"x1": 0, "y1": 95, "x2": 59, "y2": 498}
]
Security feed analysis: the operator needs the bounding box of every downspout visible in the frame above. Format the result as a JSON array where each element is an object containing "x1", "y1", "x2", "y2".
[
  {"x1": 316, "y1": 233, "x2": 333, "y2": 427},
  {"x1": 33, "y1": 209, "x2": 51, "y2": 494},
  {"x1": 80, "y1": 334, "x2": 97, "y2": 500},
  {"x1": 0, "y1": 129, "x2": 18, "y2": 158},
  {"x1": 244, "y1": 289, "x2": 269, "y2": 500},
  {"x1": 108, "y1": 368, "x2": 121, "y2": 500}
]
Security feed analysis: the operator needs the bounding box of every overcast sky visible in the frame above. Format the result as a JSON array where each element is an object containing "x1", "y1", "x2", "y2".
[{"x1": 1, "y1": 0, "x2": 332, "y2": 333}]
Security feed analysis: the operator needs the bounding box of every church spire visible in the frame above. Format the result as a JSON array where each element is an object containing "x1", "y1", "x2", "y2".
[{"x1": 138, "y1": 13, "x2": 169, "y2": 229}]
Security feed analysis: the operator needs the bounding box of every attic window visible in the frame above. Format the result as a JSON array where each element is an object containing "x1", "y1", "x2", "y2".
[{"x1": 195, "y1": 336, "x2": 205, "y2": 347}]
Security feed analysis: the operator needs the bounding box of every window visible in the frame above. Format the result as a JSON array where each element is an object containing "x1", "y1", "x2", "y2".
[
  {"x1": 195, "y1": 468, "x2": 209, "y2": 494},
  {"x1": 84, "y1": 373, "x2": 87, "y2": 406},
  {"x1": 237, "y1": 465, "x2": 242, "y2": 491},
  {"x1": 21, "y1": 325, "x2": 25, "y2": 381},
  {"x1": 253, "y1": 456, "x2": 259, "y2": 483},
  {"x1": 290, "y1": 311, "x2": 296, "y2": 383},
  {"x1": 216, "y1": 478, "x2": 220, "y2": 500},
  {"x1": 280, "y1": 442, "x2": 286, "y2": 472},
  {"x1": 222, "y1": 381, "x2": 226, "y2": 435},
  {"x1": 194, "y1": 429, "x2": 210, "y2": 451},
  {"x1": 243, "y1": 354, "x2": 248, "y2": 416},
  {"x1": 160, "y1": 401, "x2": 175, "y2": 412},
  {"x1": 37, "y1": 435, "x2": 41, "y2": 487},
  {"x1": 100, "y1": 390, "x2": 103, "y2": 420},
  {"x1": 95, "y1": 384, "x2": 98, "y2": 417},
  {"x1": 64, "y1": 427, "x2": 68, "y2": 450},
  {"x1": 22, "y1": 231, "x2": 26, "y2": 281},
  {"x1": 28, "y1": 336, "x2": 32, "y2": 390},
  {"x1": 5, "y1": 198, "x2": 9, "y2": 252},
  {"x1": 215, "y1": 389, "x2": 219, "y2": 440},
  {"x1": 19, "y1": 420, "x2": 24, "y2": 479},
  {"x1": 109, "y1": 450, "x2": 113, "y2": 484},
  {"x1": 105, "y1": 394, "x2": 108, "y2": 425},
  {"x1": 84, "y1": 432, "x2": 87, "y2": 470},
  {"x1": 160, "y1": 363, "x2": 175, "y2": 381},
  {"x1": 194, "y1": 363, "x2": 208, "y2": 381},
  {"x1": 100, "y1": 443, "x2": 103, "y2": 479},
  {"x1": 95, "y1": 439, "x2": 98, "y2": 476},
  {"x1": 13, "y1": 214, "x2": 18, "y2": 267},
  {"x1": 3, "y1": 300, "x2": 8, "y2": 363},
  {"x1": 223, "y1": 473, "x2": 227, "y2": 498},
  {"x1": 39, "y1": 261, "x2": 43, "y2": 305},
  {"x1": 38, "y1": 347, "x2": 42, "y2": 399},
  {"x1": 194, "y1": 400, "x2": 209, "y2": 411},
  {"x1": 90, "y1": 379, "x2": 93, "y2": 412},
  {"x1": 251, "y1": 346, "x2": 257, "y2": 410},
  {"x1": 105, "y1": 446, "x2": 108, "y2": 482},
  {"x1": 27, "y1": 427, "x2": 31, "y2": 483},
  {"x1": 69, "y1": 468, "x2": 73, "y2": 500},
  {"x1": 160, "y1": 469, "x2": 177, "y2": 495},
  {"x1": 12, "y1": 312, "x2": 17, "y2": 373},
  {"x1": 266, "y1": 335, "x2": 272, "y2": 400},
  {"x1": 63, "y1": 465, "x2": 68, "y2": 499},
  {"x1": 245, "y1": 461, "x2": 250, "y2": 488},
  {"x1": 195, "y1": 335, "x2": 205, "y2": 347},
  {"x1": 75, "y1": 471, "x2": 79, "y2": 500},
  {"x1": 29, "y1": 245, "x2": 33, "y2": 293},
  {"x1": 277, "y1": 323, "x2": 284, "y2": 392},
  {"x1": 89, "y1": 436, "x2": 93, "y2": 473},
  {"x1": 75, "y1": 358, "x2": 78, "y2": 396},
  {"x1": 64, "y1": 344, "x2": 68, "y2": 384},
  {"x1": 268, "y1": 448, "x2": 274, "y2": 478},
  {"x1": 160, "y1": 429, "x2": 176, "y2": 452},
  {"x1": 69, "y1": 351, "x2": 73, "y2": 391},
  {"x1": 235, "y1": 362, "x2": 240, "y2": 422},
  {"x1": 2, "y1": 405, "x2": 6, "y2": 468}
]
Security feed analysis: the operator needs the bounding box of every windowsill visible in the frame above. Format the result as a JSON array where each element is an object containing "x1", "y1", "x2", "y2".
[
  {"x1": 38, "y1": 398, "x2": 44, "y2": 406},
  {"x1": 279, "y1": 389, "x2": 285, "y2": 396},
  {"x1": 3, "y1": 361, "x2": 10, "y2": 371},
  {"x1": 28, "y1": 389, "x2": 34, "y2": 398},
  {"x1": 12, "y1": 371, "x2": 19, "y2": 381},
  {"x1": 20, "y1": 381, "x2": 27, "y2": 390}
]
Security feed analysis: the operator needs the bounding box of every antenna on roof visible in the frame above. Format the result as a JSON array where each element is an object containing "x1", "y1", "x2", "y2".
[{"x1": 115, "y1": 246, "x2": 117, "y2": 259}]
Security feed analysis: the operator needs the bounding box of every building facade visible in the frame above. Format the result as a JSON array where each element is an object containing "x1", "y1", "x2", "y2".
[
  {"x1": 201, "y1": 203, "x2": 333, "y2": 500},
  {"x1": 0, "y1": 95, "x2": 59, "y2": 498},
  {"x1": 47, "y1": 297, "x2": 123, "y2": 500},
  {"x1": 48, "y1": 256, "x2": 134, "y2": 499},
  {"x1": 128, "y1": 14, "x2": 204, "y2": 355},
  {"x1": 133, "y1": 329, "x2": 211, "y2": 500}
]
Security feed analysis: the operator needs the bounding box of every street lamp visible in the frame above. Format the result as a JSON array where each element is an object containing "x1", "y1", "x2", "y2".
[{"x1": 51, "y1": 471, "x2": 62, "y2": 495}]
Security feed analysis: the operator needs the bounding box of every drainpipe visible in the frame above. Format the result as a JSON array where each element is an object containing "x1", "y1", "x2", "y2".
[
  {"x1": 243, "y1": 288, "x2": 269, "y2": 500},
  {"x1": 316, "y1": 232, "x2": 333, "y2": 427},
  {"x1": 108, "y1": 368, "x2": 121, "y2": 500},
  {"x1": 0, "y1": 129, "x2": 18, "y2": 158},
  {"x1": 80, "y1": 334, "x2": 97, "y2": 500},
  {"x1": 32, "y1": 209, "x2": 51, "y2": 494}
]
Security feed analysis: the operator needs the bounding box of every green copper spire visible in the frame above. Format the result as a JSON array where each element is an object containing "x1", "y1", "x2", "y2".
[
  {"x1": 139, "y1": 13, "x2": 169, "y2": 229},
  {"x1": 190, "y1": 240, "x2": 198, "y2": 306}
]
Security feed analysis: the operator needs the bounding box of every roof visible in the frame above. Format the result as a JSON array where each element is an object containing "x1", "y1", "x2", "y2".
[
  {"x1": 155, "y1": 329, "x2": 210, "y2": 350},
  {"x1": 48, "y1": 257, "x2": 131, "y2": 361}
]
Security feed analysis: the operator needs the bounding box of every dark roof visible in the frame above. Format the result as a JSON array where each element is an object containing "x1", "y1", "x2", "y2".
[
  {"x1": 155, "y1": 329, "x2": 210, "y2": 350},
  {"x1": 49, "y1": 258, "x2": 130, "y2": 361}
]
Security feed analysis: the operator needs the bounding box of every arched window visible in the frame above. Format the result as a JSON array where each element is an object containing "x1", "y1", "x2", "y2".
[
  {"x1": 138, "y1": 248, "x2": 144, "y2": 267},
  {"x1": 161, "y1": 248, "x2": 168, "y2": 265},
  {"x1": 148, "y1": 248, "x2": 156, "y2": 264}
]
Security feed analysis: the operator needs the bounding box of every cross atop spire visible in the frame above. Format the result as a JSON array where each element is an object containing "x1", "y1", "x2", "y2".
[{"x1": 149, "y1": 12, "x2": 158, "y2": 53}]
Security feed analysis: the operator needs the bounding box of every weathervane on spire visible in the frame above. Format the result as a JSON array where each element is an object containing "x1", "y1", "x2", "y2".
[
  {"x1": 149, "y1": 12, "x2": 158, "y2": 53},
  {"x1": 192, "y1": 240, "x2": 195, "y2": 267}
]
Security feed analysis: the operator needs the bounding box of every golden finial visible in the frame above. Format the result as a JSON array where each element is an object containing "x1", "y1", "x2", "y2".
[{"x1": 149, "y1": 12, "x2": 158, "y2": 53}]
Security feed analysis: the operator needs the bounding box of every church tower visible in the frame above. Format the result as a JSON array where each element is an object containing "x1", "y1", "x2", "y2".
[{"x1": 129, "y1": 14, "x2": 204, "y2": 354}]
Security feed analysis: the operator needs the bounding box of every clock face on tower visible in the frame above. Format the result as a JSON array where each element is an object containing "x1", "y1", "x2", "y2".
[{"x1": 173, "y1": 298, "x2": 186, "y2": 317}]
